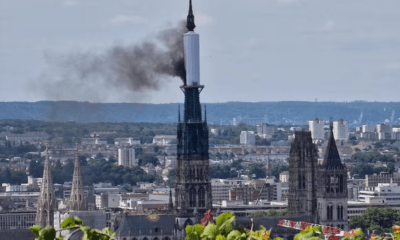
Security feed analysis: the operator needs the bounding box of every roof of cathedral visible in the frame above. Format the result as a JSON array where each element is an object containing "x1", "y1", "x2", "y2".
[
  {"x1": 321, "y1": 124, "x2": 343, "y2": 169},
  {"x1": 115, "y1": 214, "x2": 175, "y2": 235}
]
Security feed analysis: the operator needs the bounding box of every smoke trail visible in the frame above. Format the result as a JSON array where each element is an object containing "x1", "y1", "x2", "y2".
[{"x1": 31, "y1": 21, "x2": 187, "y2": 103}]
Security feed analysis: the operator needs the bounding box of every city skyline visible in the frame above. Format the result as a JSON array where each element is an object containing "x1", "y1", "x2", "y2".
[{"x1": 1, "y1": 0, "x2": 400, "y2": 103}]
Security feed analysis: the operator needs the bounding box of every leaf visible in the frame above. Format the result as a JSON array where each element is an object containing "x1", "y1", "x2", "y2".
[
  {"x1": 202, "y1": 224, "x2": 219, "y2": 239},
  {"x1": 194, "y1": 224, "x2": 205, "y2": 235},
  {"x1": 186, "y1": 225, "x2": 194, "y2": 235},
  {"x1": 39, "y1": 226, "x2": 57, "y2": 240},
  {"x1": 216, "y1": 212, "x2": 234, "y2": 229},
  {"x1": 61, "y1": 217, "x2": 76, "y2": 229},
  {"x1": 30, "y1": 225, "x2": 43, "y2": 237},
  {"x1": 216, "y1": 235, "x2": 226, "y2": 240},
  {"x1": 227, "y1": 230, "x2": 243, "y2": 240},
  {"x1": 73, "y1": 216, "x2": 85, "y2": 227},
  {"x1": 219, "y1": 215, "x2": 236, "y2": 236}
]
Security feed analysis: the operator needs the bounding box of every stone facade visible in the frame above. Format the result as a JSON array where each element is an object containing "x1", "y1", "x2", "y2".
[
  {"x1": 66, "y1": 144, "x2": 88, "y2": 211},
  {"x1": 316, "y1": 126, "x2": 348, "y2": 230},
  {"x1": 288, "y1": 131, "x2": 318, "y2": 218},
  {"x1": 35, "y1": 144, "x2": 56, "y2": 227},
  {"x1": 174, "y1": 1, "x2": 212, "y2": 239}
]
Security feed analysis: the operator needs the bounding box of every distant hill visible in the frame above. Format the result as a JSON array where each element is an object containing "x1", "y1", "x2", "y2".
[{"x1": 0, "y1": 101, "x2": 399, "y2": 126}]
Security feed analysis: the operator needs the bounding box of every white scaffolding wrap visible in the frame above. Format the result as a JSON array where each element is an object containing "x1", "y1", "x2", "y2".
[{"x1": 184, "y1": 31, "x2": 200, "y2": 86}]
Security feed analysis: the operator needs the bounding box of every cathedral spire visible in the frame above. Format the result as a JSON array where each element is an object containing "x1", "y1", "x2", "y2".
[
  {"x1": 322, "y1": 119, "x2": 343, "y2": 169},
  {"x1": 186, "y1": 0, "x2": 196, "y2": 31},
  {"x1": 35, "y1": 142, "x2": 56, "y2": 226},
  {"x1": 67, "y1": 143, "x2": 87, "y2": 211}
]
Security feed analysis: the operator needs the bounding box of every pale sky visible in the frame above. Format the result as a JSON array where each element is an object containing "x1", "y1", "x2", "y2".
[{"x1": 1, "y1": 0, "x2": 400, "y2": 103}]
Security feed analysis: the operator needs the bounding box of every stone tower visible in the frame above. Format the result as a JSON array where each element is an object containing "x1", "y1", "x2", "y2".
[
  {"x1": 174, "y1": 1, "x2": 212, "y2": 239},
  {"x1": 175, "y1": 0, "x2": 212, "y2": 216},
  {"x1": 288, "y1": 131, "x2": 318, "y2": 217},
  {"x1": 67, "y1": 144, "x2": 87, "y2": 211},
  {"x1": 36, "y1": 143, "x2": 56, "y2": 226},
  {"x1": 316, "y1": 120, "x2": 348, "y2": 229}
]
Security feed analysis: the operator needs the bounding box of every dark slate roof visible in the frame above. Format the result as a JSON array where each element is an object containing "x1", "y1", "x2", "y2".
[
  {"x1": 116, "y1": 214, "x2": 175, "y2": 235},
  {"x1": 322, "y1": 130, "x2": 343, "y2": 169}
]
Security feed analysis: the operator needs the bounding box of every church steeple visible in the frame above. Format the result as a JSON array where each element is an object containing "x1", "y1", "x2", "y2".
[
  {"x1": 35, "y1": 143, "x2": 56, "y2": 226},
  {"x1": 186, "y1": 0, "x2": 196, "y2": 31},
  {"x1": 322, "y1": 118, "x2": 344, "y2": 169},
  {"x1": 67, "y1": 143, "x2": 87, "y2": 211}
]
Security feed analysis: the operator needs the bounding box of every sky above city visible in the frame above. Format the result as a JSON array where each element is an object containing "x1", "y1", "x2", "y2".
[{"x1": 1, "y1": 0, "x2": 400, "y2": 103}]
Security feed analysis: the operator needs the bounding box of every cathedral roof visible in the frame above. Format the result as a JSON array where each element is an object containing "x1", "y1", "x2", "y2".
[
  {"x1": 115, "y1": 214, "x2": 175, "y2": 235},
  {"x1": 322, "y1": 128, "x2": 343, "y2": 169}
]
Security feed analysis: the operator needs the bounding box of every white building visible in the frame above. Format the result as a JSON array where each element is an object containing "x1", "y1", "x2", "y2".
[
  {"x1": 256, "y1": 124, "x2": 275, "y2": 140},
  {"x1": 333, "y1": 119, "x2": 348, "y2": 141},
  {"x1": 240, "y1": 131, "x2": 255, "y2": 146},
  {"x1": 377, "y1": 124, "x2": 392, "y2": 140},
  {"x1": 95, "y1": 193, "x2": 120, "y2": 209},
  {"x1": 359, "y1": 183, "x2": 400, "y2": 204},
  {"x1": 114, "y1": 137, "x2": 141, "y2": 146},
  {"x1": 117, "y1": 148, "x2": 136, "y2": 167},
  {"x1": 309, "y1": 118, "x2": 325, "y2": 140},
  {"x1": 362, "y1": 124, "x2": 375, "y2": 133},
  {"x1": 279, "y1": 171, "x2": 289, "y2": 183},
  {"x1": 152, "y1": 135, "x2": 176, "y2": 145}
]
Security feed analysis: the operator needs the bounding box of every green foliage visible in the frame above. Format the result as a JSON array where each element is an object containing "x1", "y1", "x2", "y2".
[
  {"x1": 138, "y1": 154, "x2": 159, "y2": 166},
  {"x1": 210, "y1": 165, "x2": 237, "y2": 179},
  {"x1": 349, "y1": 207, "x2": 400, "y2": 233},
  {"x1": 186, "y1": 211, "x2": 281, "y2": 240},
  {"x1": 342, "y1": 228, "x2": 365, "y2": 240},
  {"x1": 350, "y1": 164, "x2": 391, "y2": 179},
  {"x1": 271, "y1": 165, "x2": 288, "y2": 180},
  {"x1": 248, "y1": 164, "x2": 266, "y2": 179},
  {"x1": 349, "y1": 152, "x2": 395, "y2": 163},
  {"x1": 293, "y1": 226, "x2": 323, "y2": 240},
  {"x1": 30, "y1": 217, "x2": 116, "y2": 240}
]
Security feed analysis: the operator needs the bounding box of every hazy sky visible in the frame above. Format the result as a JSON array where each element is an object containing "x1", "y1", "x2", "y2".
[{"x1": 1, "y1": 0, "x2": 400, "y2": 103}]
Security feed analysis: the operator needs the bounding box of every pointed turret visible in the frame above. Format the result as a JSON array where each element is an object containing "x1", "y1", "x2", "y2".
[
  {"x1": 322, "y1": 118, "x2": 343, "y2": 169},
  {"x1": 67, "y1": 143, "x2": 87, "y2": 211},
  {"x1": 35, "y1": 143, "x2": 56, "y2": 226},
  {"x1": 186, "y1": 0, "x2": 196, "y2": 31}
]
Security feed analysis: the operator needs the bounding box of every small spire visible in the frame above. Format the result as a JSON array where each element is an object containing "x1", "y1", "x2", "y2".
[
  {"x1": 186, "y1": 0, "x2": 196, "y2": 31},
  {"x1": 168, "y1": 189, "x2": 173, "y2": 213}
]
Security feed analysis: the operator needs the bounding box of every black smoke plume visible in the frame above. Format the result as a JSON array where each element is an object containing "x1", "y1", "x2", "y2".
[{"x1": 32, "y1": 21, "x2": 187, "y2": 102}]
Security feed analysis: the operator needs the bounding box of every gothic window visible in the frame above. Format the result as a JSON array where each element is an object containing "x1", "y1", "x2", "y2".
[
  {"x1": 163, "y1": 237, "x2": 170, "y2": 240},
  {"x1": 339, "y1": 175, "x2": 344, "y2": 193},
  {"x1": 80, "y1": 195, "x2": 81, "y2": 201},
  {"x1": 45, "y1": 194, "x2": 47, "y2": 199},
  {"x1": 298, "y1": 174, "x2": 302, "y2": 189},
  {"x1": 199, "y1": 187, "x2": 205, "y2": 207},
  {"x1": 337, "y1": 206, "x2": 340, "y2": 220},
  {"x1": 154, "y1": 227, "x2": 158, "y2": 233},
  {"x1": 75, "y1": 195, "x2": 77, "y2": 200},
  {"x1": 340, "y1": 206, "x2": 344, "y2": 220},
  {"x1": 189, "y1": 188, "x2": 196, "y2": 207},
  {"x1": 336, "y1": 174, "x2": 339, "y2": 193},
  {"x1": 154, "y1": 237, "x2": 159, "y2": 240},
  {"x1": 326, "y1": 175, "x2": 330, "y2": 193},
  {"x1": 302, "y1": 175, "x2": 306, "y2": 189},
  {"x1": 327, "y1": 205, "x2": 333, "y2": 220}
]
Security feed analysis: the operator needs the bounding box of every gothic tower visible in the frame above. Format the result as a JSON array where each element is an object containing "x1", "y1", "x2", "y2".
[
  {"x1": 316, "y1": 120, "x2": 348, "y2": 230},
  {"x1": 174, "y1": 1, "x2": 212, "y2": 238},
  {"x1": 67, "y1": 143, "x2": 87, "y2": 211},
  {"x1": 36, "y1": 143, "x2": 56, "y2": 226},
  {"x1": 288, "y1": 131, "x2": 318, "y2": 217}
]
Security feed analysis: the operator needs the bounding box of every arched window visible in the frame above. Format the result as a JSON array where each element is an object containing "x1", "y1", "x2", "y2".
[
  {"x1": 75, "y1": 195, "x2": 77, "y2": 200},
  {"x1": 298, "y1": 174, "x2": 302, "y2": 189},
  {"x1": 327, "y1": 205, "x2": 333, "y2": 220},
  {"x1": 336, "y1": 174, "x2": 339, "y2": 193},
  {"x1": 326, "y1": 175, "x2": 330, "y2": 193},
  {"x1": 199, "y1": 187, "x2": 205, "y2": 208},
  {"x1": 132, "y1": 238, "x2": 138, "y2": 240},
  {"x1": 302, "y1": 175, "x2": 306, "y2": 189},
  {"x1": 189, "y1": 188, "x2": 196, "y2": 207},
  {"x1": 337, "y1": 206, "x2": 340, "y2": 220},
  {"x1": 154, "y1": 227, "x2": 158, "y2": 233},
  {"x1": 153, "y1": 237, "x2": 159, "y2": 240},
  {"x1": 163, "y1": 237, "x2": 170, "y2": 240},
  {"x1": 143, "y1": 237, "x2": 149, "y2": 240}
]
